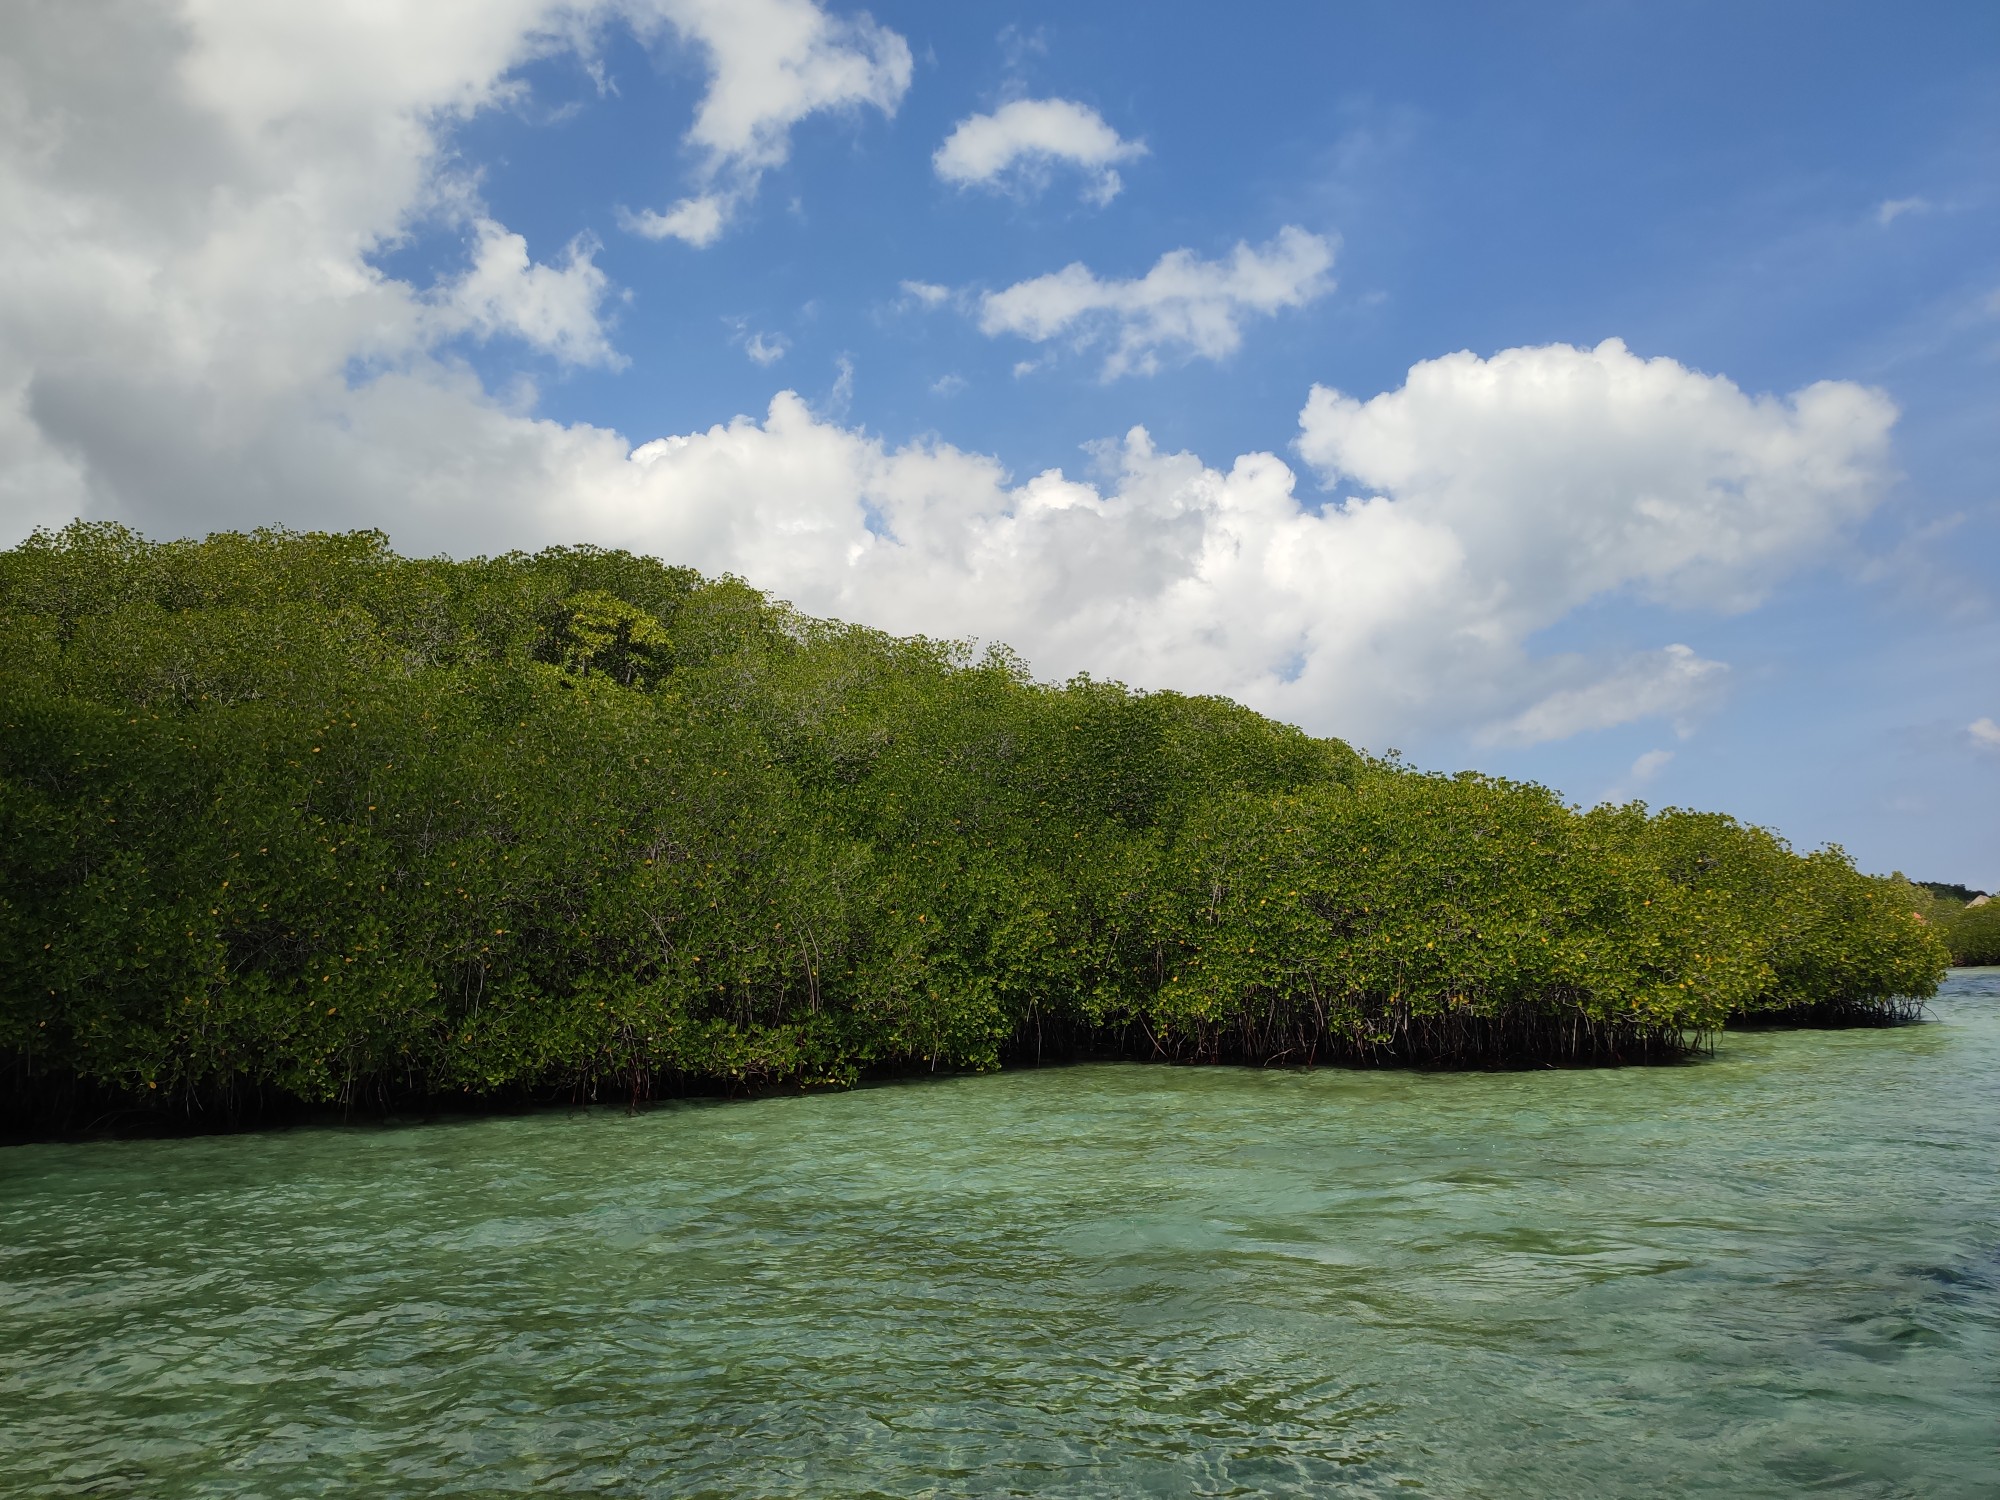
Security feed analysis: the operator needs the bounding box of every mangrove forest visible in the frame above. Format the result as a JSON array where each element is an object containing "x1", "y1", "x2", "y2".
[{"x1": 0, "y1": 523, "x2": 1952, "y2": 1130}]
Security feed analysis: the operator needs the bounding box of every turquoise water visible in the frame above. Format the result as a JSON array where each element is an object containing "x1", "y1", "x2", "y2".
[{"x1": 3, "y1": 974, "x2": 1996, "y2": 1498}]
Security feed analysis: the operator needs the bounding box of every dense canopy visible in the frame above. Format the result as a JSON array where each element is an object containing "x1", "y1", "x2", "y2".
[
  {"x1": 1940, "y1": 902, "x2": 2000, "y2": 966},
  {"x1": 0, "y1": 524, "x2": 1948, "y2": 1129}
]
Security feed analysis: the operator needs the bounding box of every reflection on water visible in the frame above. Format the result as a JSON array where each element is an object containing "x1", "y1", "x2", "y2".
[{"x1": 3, "y1": 973, "x2": 1996, "y2": 1498}]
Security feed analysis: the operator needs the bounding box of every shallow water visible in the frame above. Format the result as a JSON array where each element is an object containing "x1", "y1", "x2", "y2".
[{"x1": 3, "y1": 974, "x2": 1997, "y2": 1499}]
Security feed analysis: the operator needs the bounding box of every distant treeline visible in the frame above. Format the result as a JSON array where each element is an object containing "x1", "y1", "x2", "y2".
[
  {"x1": 1941, "y1": 907, "x2": 2000, "y2": 965},
  {"x1": 1914, "y1": 880, "x2": 1988, "y2": 906},
  {"x1": 1897, "y1": 882, "x2": 2000, "y2": 967},
  {"x1": 0, "y1": 525, "x2": 1950, "y2": 1129}
]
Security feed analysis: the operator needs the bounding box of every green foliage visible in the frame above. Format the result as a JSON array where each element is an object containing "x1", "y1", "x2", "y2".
[
  {"x1": 1869, "y1": 875, "x2": 1996, "y2": 969},
  {"x1": 1942, "y1": 902, "x2": 2000, "y2": 966},
  {"x1": 550, "y1": 590, "x2": 674, "y2": 685},
  {"x1": 0, "y1": 523, "x2": 1951, "y2": 1123},
  {"x1": 1884, "y1": 875, "x2": 1976, "y2": 931},
  {"x1": 1610, "y1": 815, "x2": 1947, "y2": 1018}
]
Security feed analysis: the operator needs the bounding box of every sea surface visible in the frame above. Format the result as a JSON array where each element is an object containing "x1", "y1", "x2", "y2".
[{"x1": 3, "y1": 972, "x2": 1996, "y2": 1498}]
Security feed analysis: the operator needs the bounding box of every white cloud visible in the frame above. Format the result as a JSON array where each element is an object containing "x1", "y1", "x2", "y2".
[
  {"x1": 1876, "y1": 196, "x2": 1931, "y2": 226},
  {"x1": 1970, "y1": 717, "x2": 2000, "y2": 753},
  {"x1": 620, "y1": 193, "x2": 729, "y2": 248},
  {"x1": 1596, "y1": 746, "x2": 1676, "y2": 805},
  {"x1": 440, "y1": 219, "x2": 624, "y2": 367},
  {"x1": 742, "y1": 331, "x2": 789, "y2": 365},
  {"x1": 930, "y1": 374, "x2": 966, "y2": 397},
  {"x1": 934, "y1": 98, "x2": 1146, "y2": 205},
  {"x1": 1483, "y1": 649, "x2": 1726, "y2": 747},
  {"x1": 818, "y1": 354, "x2": 855, "y2": 418},
  {"x1": 977, "y1": 227, "x2": 1335, "y2": 379},
  {"x1": 508, "y1": 368, "x2": 1872, "y2": 748},
  {"x1": 0, "y1": 8, "x2": 1903, "y2": 754},
  {"x1": 0, "y1": 0, "x2": 603, "y2": 536},
  {"x1": 1630, "y1": 748, "x2": 1675, "y2": 784},
  {"x1": 620, "y1": 0, "x2": 912, "y2": 245},
  {"x1": 898, "y1": 279, "x2": 951, "y2": 310},
  {"x1": 1297, "y1": 339, "x2": 1897, "y2": 617}
]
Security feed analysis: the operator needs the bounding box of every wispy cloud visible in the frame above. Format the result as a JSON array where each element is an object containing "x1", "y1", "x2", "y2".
[
  {"x1": 977, "y1": 227, "x2": 1335, "y2": 379},
  {"x1": 1482, "y1": 647, "x2": 1728, "y2": 748},
  {"x1": 899, "y1": 279, "x2": 952, "y2": 310},
  {"x1": 743, "y1": 330, "x2": 789, "y2": 365},
  {"x1": 620, "y1": 0, "x2": 913, "y2": 247},
  {"x1": 1630, "y1": 748, "x2": 1675, "y2": 784},
  {"x1": 1595, "y1": 747, "x2": 1676, "y2": 804}
]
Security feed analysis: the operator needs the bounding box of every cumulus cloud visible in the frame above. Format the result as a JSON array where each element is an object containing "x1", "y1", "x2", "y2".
[
  {"x1": 1971, "y1": 717, "x2": 2000, "y2": 753},
  {"x1": 621, "y1": 193, "x2": 730, "y2": 247},
  {"x1": 620, "y1": 0, "x2": 912, "y2": 245},
  {"x1": 480, "y1": 375, "x2": 1870, "y2": 748},
  {"x1": 934, "y1": 98, "x2": 1146, "y2": 205},
  {"x1": 0, "y1": 0, "x2": 600, "y2": 536},
  {"x1": 0, "y1": 5, "x2": 1903, "y2": 752},
  {"x1": 977, "y1": 228, "x2": 1335, "y2": 379},
  {"x1": 440, "y1": 219, "x2": 624, "y2": 367},
  {"x1": 1297, "y1": 339, "x2": 1897, "y2": 616}
]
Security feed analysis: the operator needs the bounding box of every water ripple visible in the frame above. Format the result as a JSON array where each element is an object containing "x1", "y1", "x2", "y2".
[{"x1": 2, "y1": 976, "x2": 1996, "y2": 1497}]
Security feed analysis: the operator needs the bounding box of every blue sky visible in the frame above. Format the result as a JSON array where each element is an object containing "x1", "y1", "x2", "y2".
[
  {"x1": 3, "y1": 0, "x2": 1996, "y2": 885},
  {"x1": 428, "y1": 1, "x2": 2000, "y2": 463}
]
